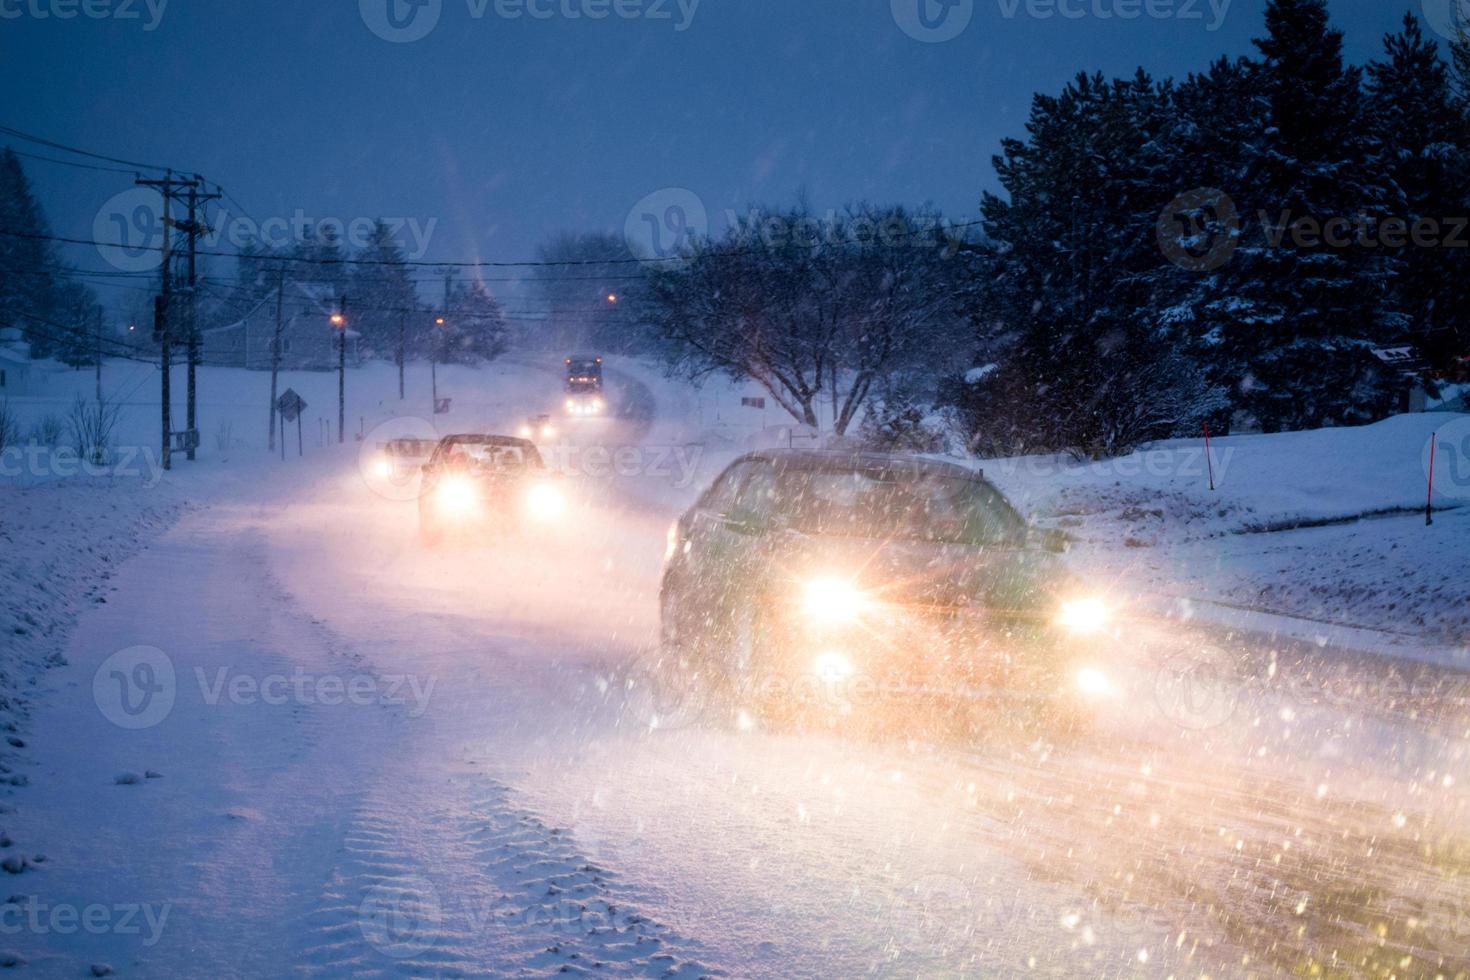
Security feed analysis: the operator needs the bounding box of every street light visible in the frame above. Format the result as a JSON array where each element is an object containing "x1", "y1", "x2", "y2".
[
  {"x1": 332, "y1": 303, "x2": 347, "y2": 443},
  {"x1": 432, "y1": 314, "x2": 445, "y2": 413}
]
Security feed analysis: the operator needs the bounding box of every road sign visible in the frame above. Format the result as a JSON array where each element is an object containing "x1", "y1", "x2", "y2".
[{"x1": 277, "y1": 389, "x2": 307, "y2": 423}]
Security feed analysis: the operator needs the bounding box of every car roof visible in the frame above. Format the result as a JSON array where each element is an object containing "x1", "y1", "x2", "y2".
[
  {"x1": 736, "y1": 449, "x2": 983, "y2": 479},
  {"x1": 438, "y1": 434, "x2": 536, "y2": 449}
]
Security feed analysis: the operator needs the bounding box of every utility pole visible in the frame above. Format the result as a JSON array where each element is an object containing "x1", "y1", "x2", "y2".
[
  {"x1": 136, "y1": 172, "x2": 194, "y2": 472},
  {"x1": 94, "y1": 311, "x2": 102, "y2": 405},
  {"x1": 178, "y1": 180, "x2": 221, "y2": 461},
  {"x1": 268, "y1": 264, "x2": 285, "y2": 452},
  {"x1": 335, "y1": 296, "x2": 348, "y2": 444},
  {"x1": 397, "y1": 310, "x2": 406, "y2": 401},
  {"x1": 434, "y1": 271, "x2": 452, "y2": 415}
]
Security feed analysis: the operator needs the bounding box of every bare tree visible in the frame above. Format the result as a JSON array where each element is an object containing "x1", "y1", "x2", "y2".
[
  {"x1": 643, "y1": 204, "x2": 965, "y2": 436},
  {"x1": 67, "y1": 394, "x2": 122, "y2": 466}
]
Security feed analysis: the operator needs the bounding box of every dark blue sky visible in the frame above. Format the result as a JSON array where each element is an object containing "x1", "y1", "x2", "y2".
[{"x1": 0, "y1": 0, "x2": 1442, "y2": 299}]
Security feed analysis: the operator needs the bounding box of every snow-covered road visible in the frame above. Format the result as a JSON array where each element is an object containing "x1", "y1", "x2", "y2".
[{"x1": 6, "y1": 358, "x2": 1470, "y2": 978}]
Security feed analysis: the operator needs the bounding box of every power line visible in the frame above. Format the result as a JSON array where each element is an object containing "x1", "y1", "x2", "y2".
[
  {"x1": 3, "y1": 146, "x2": 143, "y2": 177},
  {"x1": 0, "y1": 218, "x2": 984, "y2": 272},
  {"x1": 0, "y1": 124, "x2": 174, "y2": 175}
]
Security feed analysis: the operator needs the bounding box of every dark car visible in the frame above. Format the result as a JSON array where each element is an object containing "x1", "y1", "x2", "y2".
[
  {"x1": 418, "y1": 435, "x2": 566, "y2": 546},
  {"x1": 658, "y1": 450, "x2": 1115, "y2": 731}
]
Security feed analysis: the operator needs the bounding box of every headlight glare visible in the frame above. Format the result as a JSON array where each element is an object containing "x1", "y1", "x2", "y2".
[
  {"x1": 435, "y1": 475, "x2": 478, "y2": 516},
  {"x1": 1057, "y1": 597, "x2": 1110, "y2": 634},
  {"x1": 525, "y1": 482, "x2": 565, "y2": 521},
  {"x1": 802, "y1": 578, "x2": 867, "y2": 626}
]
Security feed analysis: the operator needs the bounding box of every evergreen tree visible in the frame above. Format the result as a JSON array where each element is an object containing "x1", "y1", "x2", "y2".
[
  {"x1": 349, "y1": 220, "x2": 419, "y2": 359},
  {"x1": 963, "y1": 71, "x2": 1221, "y2": 456},
  {"x1": 0, "y1": 148, "x2": 76, "y2": 358},
  {"x1": 1369, "y1": 14, "x2": 1470, "y2": 382},
  {"x1": 1207, "y1": 0, "x2": 1397, "y2": 430},
  {"x1": 441, "y1": 279, "x2": 508, "y2": 364}
]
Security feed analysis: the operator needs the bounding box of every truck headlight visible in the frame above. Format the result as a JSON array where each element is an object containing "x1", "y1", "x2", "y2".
[
  {"x1": 1057, "y1": 597, "x2": 1110, "y2": 634},
  {"x1": 801, "y1": 578, "x2": 868, "y2": 626},
  {"x1": 525, "y1": 482, "x2": 565, "y2": 521}
]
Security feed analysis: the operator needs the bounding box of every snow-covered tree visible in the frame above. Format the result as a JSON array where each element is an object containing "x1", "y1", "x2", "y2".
[
  {"x1": 349, "y1": 220, "x2": 420, "y2": 360},
  {"x1": 644, "y1": 203, "x2": 965, "y2": 436},
  {"x1": 440, "y1": 279, "x2": 509, "y2": 365}
]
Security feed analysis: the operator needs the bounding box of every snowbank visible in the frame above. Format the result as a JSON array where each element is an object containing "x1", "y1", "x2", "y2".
[{"x1": 982, "y1": 414, "x2": 1470, "y2": 644}]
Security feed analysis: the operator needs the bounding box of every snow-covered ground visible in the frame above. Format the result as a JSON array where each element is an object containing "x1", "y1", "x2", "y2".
[
  {"x1": 1, "y1": 354, "x2": 1468, "y2": 977},
  {"x1": 986, "y1": 414, "x2": 1470, "y2": 652}
]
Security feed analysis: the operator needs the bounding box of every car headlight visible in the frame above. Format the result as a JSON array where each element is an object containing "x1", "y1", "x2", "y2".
[
  {"x1": 812, "y1": 650, "x2": 855, "y2": 683},
  {"x1": 372, "y1": 456, "x2": 392, "y2": 479},
  {"x1": 525, "y1": 482, "x2": 565, "y2": 521},
  {"x1": 1057, "y1": 597, "x2": 1110, "y2": 634},
  {"x1": 435, "y1": 475, "x2": 478, "y2": 516},
  {"x1": 1075, "y1": 666, "x2": 1112, "y2": 697},
  {"x1": 801, "y1": 578, "x2": 868, "y2": 626},
  {"x1": 541, "y1": 425, "x2": 556, "y2": 439}
]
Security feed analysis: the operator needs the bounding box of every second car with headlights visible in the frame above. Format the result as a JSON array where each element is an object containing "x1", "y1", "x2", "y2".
[
  {"x1": 659, "y1": 450, "x2": 1116, "y2": 732},
  {"x1": 418, "y1": 434, "x2": 566, "y2": 546}
]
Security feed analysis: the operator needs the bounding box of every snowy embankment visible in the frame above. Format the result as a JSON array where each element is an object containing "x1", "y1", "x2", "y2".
[
  {"x1": 984, "y1": 413, "x2": 1470, "y2": 646},
  {"x1": 0, "y1": 474, "x2": 189, "y2": 818}
]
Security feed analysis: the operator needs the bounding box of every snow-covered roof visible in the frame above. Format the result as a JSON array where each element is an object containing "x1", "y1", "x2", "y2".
[
  {"x1": 204, "y1": 281, "x2": 343, "y2": 337},
  {"x1": 0, "y1": 347, "x2": 32, "y2": 365}
]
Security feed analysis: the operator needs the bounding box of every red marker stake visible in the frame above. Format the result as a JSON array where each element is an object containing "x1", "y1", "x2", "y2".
[
  {"x1": 1204, "y1": 422, "x2": 1216, "y2": 492},
  {"x1": 1427, "y1": 430, "x2": 1436, "y2": 527}
]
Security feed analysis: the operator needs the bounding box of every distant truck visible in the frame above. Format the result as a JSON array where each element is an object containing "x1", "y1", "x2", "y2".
[{"x1": 564, "y1": 354, "x2": 605, "y2": 416}]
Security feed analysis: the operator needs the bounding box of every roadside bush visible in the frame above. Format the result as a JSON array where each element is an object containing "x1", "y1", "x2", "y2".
[
  {"x1": 0, "y1": 400, "x2": 16, "y2": 453},
  {"x1": 67, "y1": 395, "x2": 122, "y2": 466},
  {"x1": 857, "y1": 388, "x2": 948, "y2": 454},
  {"x1": 29, "y1": 414, "x2": 63, "y2": 447}
]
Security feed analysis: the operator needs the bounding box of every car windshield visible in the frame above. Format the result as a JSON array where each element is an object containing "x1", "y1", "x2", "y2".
[
  {"x1": 769, "y1": 466, "x2": 1025, "y2": 546},
  {"x1": 441, "y1": 441, "x2": 539, "y2": 473}
]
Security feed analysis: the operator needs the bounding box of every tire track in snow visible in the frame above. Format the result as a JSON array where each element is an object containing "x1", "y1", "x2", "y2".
[{"x1": 295, "y1": 775, "x2": 722, "y2": 977}]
